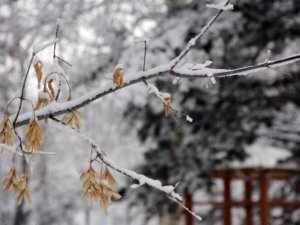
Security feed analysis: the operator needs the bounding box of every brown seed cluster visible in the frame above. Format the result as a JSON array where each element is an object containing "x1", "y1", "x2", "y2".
[
  {"x1": 3, "y1": 167, "x2": 31, "y2": 205},
  {"x1": 80, "y1": 165, "x2": 121, "y2": 214},
  {"x1": 0, "y1": 116, "x2": 15, "y2": 145},
  {"x1": 25, "y1": 119, "x2": 42, "y2": 153}
]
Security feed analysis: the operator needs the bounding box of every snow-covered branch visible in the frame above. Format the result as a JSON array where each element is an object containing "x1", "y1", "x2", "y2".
[
  {"x1": 171, "y1": 52, "x2": 300, "y2": 78},
  {"x1": 170, "y1": 0, "x2": 231, "y2": 69},
  {"x1": 13, "y1": 52, "x2": 300, "y2": 128},
  {"x1": 49, "y1": 116, "x2": 202, "y2": 221}
]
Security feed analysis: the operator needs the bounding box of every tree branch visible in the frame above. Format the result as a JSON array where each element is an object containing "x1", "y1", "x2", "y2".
[
  {"x1": 12, "y1": 52, "x2": 300, "y2": 128},
  {"x1": 170, "y1": 0, "x2": 231, "y2": 69},
  {"x1": 49, "y1": 116, "x2": 202, "y2": 221},
  {"x1": 13, "y1": 52, "x2": 35, "y2": 126}
]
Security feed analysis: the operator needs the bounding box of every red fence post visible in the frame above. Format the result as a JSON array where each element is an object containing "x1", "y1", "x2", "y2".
[
  {"x1": 259, "y1": 171, "x2": 269, "y2": 225},
  {"x1": 223, "y1": 176, "x2": 231, "y2": 225},
  {"x1": 245, "y1": 178, "x2": 253, "y2": 225}
]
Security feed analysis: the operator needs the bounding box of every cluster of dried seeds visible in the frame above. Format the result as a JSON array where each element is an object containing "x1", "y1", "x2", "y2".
[{"x1": 80, "y1": 165, "x2": 121, "y2": 214}]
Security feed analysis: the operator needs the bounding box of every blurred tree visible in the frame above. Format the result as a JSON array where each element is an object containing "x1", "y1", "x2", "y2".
[{"x1": 124, "y1": 0, "x2": 300, "y2": 223}]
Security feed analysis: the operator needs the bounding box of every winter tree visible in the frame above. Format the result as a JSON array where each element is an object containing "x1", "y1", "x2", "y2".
[{"x1": 0, "y1": 0, "x2": 300, "y2": 225}]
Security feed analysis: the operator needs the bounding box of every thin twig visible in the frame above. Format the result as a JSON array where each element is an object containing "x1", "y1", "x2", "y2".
[
  {"x1": 142, "y1": 40, "x2": 148, "y2": 86},
  {"x1": 170, "y1": 0, "x2": 231, "y2": 69},
  {"x1": 53, "y1": 18, "x2": 61, "y2": 60},
  {"x1": 56, "y1": 56, "x2": 73, "y2": 67},
  {"x1": 170, "y1": 53, "x2": 300, "y2": 78},
  {"x1": 13, "y1": 52, "x2": 35, "y2": 126}
]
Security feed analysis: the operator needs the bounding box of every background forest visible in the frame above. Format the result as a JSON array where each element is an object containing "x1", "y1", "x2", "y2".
[{"x1": 0, "y1": 0, "x2": 300, "y2": 225}]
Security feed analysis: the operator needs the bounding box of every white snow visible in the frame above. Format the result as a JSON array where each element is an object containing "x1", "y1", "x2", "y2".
[
  {"x1": 148, "y1": 83, "x2": 171, "y2": 101},
  {"x1": 186, "y1": 115, "x2": 193, "y2": 123},
  {"x1": 38, "y1": 91, "x2": 49, "y2": 99},
  {"x1": 231, "y1": 142, "x2": 292, "y2": 169},
  {"x1": 33, "y1": 38, "x2": 60, "y2": 54},
  {"x1": 206, "y1": 1, "x2": 234, "y2": 11}
]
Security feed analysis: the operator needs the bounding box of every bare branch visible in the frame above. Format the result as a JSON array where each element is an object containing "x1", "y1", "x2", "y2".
[
  {"x1": 53, "y1": 18, "x2": 61, "y2": 60},
  {"x1": 13, "y1": 52, "x2": 35, "y2": 126}
]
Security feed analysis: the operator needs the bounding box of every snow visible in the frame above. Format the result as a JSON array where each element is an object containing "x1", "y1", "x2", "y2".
[
  {"x1": 206, "y1": 1, "x2": 234, "y2": 11},
  {"x1": 38, "y1": 91, "x2": 49, "y2": 99},
  {"x1": 33, "y1": 38, "x2": 59, "y2": 54},
  {"x1": 102, "y1": 154, "x2": 183, "y2": 202},
  {"x1": 186, "y1": 115, "x2": 193, "y2": 123},
  {"x1": 231, "y1": 142, "x2": 292, "y2": 169}
]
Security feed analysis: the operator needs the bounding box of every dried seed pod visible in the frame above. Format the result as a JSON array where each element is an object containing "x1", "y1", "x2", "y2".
[
  {"x1": 2, "y1": 166, "x2": 19, "y2": 194},
  {"x1": 0, "y1": 116, "x2": 15, "y2": 145},
  {"x1": 33, "y1": 60, "x2": 43, "y2": 89},
  {"x1": 25, "y1": 119, "x2": 42, "y2": 153},
  {"x1": 112, "y1": 65, "x2": 124, "y2": 87},
  {"x1": 61, "y1": 110, "x2": 81, "y2": 131},
  {"x1": 16, "y1": 175, "x2": 31, "y2": 205},
  {"x1": 61, "y1": 97, "x2": 81, "y2": 130},
  {"x1": 162, "y1": 94, "x2": 172, "y2": 117},
  {"x1": 102, "y1": 168, "x2": 118, "y2": 187},
  {"x1": 48, "y1": 79, "x2": 56, "y2": 99},
  {"x1": 80, "y1": 165, "x2": 121, "y2": 214}
]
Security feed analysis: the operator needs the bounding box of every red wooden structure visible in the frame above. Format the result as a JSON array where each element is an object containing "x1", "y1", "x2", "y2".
[{"x1": 185, "y1": 168, "x2": 300, "y2": 225}]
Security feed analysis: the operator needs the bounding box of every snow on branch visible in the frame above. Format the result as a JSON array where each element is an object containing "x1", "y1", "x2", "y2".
[
  {"x1": 33, "y1": 38, "x2": 60, "y2": 54},
  {"x1": 171, "y1": 52, "x2": 300, "y2": 78},
  {"x1": 206, "y1": 1, "x2": 234, "y2": 11},
  {"x1": 12, "y1": 52, "x2": 300, "y2": 128},
  {"x1": 49, "y1": 117, "x2": 201, "y2": 221},
  {"x1": 95, "y1": 150, "x2": 183, "y2": 203},
  {"x1": 170, "y1": 0, "x2": 231, "y2": 69}
]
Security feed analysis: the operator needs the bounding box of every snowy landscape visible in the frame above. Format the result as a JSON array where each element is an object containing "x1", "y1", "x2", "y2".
[{"x1": 0, "y1": 0, "x2": 300, "y2": 225}]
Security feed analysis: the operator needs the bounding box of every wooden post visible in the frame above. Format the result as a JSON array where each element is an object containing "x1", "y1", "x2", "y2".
[
  {"x1": 223, "y1": 176, "x2": 231, "y2": 225},
  {"x1": 244, "y1": 178, "x2": 253, "y2": 225},
  {"x1": 259, "y1": 171, "x2": 269, "y2": 225},
  {"x1": 185, "y1": 192, "x2": 193, "y2": 225}
]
